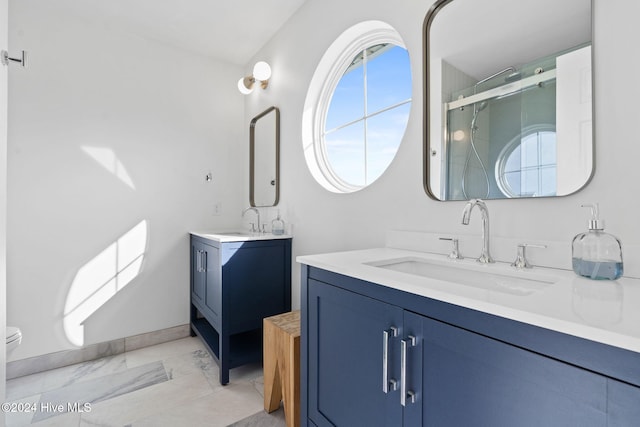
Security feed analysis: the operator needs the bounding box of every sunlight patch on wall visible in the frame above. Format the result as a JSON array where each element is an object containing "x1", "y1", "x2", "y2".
[
  {"x1": 64, "y1": 220, "x2": 148, "y2": 347},
  {"x1": 82, "y1": 146, "x2": 136, "y2": 189}
]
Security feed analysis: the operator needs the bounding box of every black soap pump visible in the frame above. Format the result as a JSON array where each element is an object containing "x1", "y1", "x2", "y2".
[{"x1": 571, "y1": 203, "x2": 623, "y2": 280}]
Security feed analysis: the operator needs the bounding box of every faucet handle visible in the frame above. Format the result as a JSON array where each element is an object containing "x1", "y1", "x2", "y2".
[
  {"x1": 439, "y1": 237, "x2": 464, "y2": 260},
  {"x1": 511, "y1": 243, "x2": 546, "y2": 269}
]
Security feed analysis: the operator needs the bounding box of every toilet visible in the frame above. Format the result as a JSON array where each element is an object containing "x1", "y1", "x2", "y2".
[{"x1": 6, "y1": 327, "x2": 22, "y2": 357}]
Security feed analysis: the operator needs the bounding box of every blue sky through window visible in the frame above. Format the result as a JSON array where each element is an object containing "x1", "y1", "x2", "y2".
[{"x1": 324, "y1": 44, "x2": 411, "y2": 187}]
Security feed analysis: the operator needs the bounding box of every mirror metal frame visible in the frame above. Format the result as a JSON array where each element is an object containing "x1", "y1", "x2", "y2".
[
  {"x1": 423, "y1": 0, "x2": 453, "y2": 200},
  {"x1": 250, "y1": 106, "x2": 280, "y2": 207},
  {"x1": 423, "y1": 0, "x2": 595, "y2": 201}
]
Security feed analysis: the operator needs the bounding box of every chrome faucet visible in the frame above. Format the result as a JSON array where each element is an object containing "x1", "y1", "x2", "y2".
[
  {"x1": 461, "y1": 199, "x2": 494, "y2": 264},
  {"x1": 242, "y1": 207, "x2": 261, "y2": 233}
]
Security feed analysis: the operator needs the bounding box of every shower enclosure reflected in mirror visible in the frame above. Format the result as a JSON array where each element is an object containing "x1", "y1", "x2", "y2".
[
  {"x1": 250, "y1": 106, "x2": 280, "y2": 207},
  {"x1": 424, "y1": 0, "x2": 593, "y2": 200}
]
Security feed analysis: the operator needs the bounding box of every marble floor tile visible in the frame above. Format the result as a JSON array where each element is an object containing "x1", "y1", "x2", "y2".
[
  {"x1": 6, "y1": 354, "x2": 128, "y2": 401},
  {"x1": 5, "y1": 374, "x2": 46, "y2": 403},
  {"x1": 6, "y1": 337, "x2": 270, "y2": 427},
  {"x1": 4, "y1": 394, "x2": 41, "y2": 427},
  {"x1": 252, "y1": 375, "x2": 265, "y2": 398},
  {"x1": 4, "y1": 393, "x2": 82, "y2": 427},
  {"x1": 161, "y1": 347, "x2": 223, "y2": 391},
  {"x1": 33, "y1": 361, "x2": 168, "y2": 422},
  {"x1": 129, "y1": 381, "x2": 265, "y2": 427},
  {"x1": 79, "y1": 370, "x2": 214, "y2": 426},
  {"x1": 124, "y1": 337, "x2": 206, "y2": 369},
  {"x1": 227, "y1": 407, "x2": 286, "y2": 427},
  {"x1": 226, "y1": 363, "x2": 263, "y2": 384},
  {"x1": 29, "y1": 411, "x2": 81, "y2": 427}
]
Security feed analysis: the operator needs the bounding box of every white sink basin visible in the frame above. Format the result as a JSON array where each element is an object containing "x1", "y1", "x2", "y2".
[{"x1": 366, "y1": 257, "x2": 557, "y2": 296}]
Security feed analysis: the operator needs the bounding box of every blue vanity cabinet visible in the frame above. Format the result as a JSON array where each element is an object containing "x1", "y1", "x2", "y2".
[
  {"x1": 307, "y1": 279, "x2": 404, "y2": 427},
  {"x1": 190, "y1": 235, "x2": 292, "y2": 385},
  {"x1": 301, "y1": 266, "x2": 640, "y2": 427}
]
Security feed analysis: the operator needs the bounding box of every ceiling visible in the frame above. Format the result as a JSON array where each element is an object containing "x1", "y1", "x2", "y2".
[
  {"x1": 430, "y1": 0, "x2": 591, "y2": 80},
  {"x1": 55, "y1": 0, "x2": 308, "y2": 66}
]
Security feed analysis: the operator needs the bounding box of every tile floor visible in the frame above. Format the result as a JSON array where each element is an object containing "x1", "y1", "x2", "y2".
[{"x1": 4, "y1": 337, "x2": 283, "y2": 427}]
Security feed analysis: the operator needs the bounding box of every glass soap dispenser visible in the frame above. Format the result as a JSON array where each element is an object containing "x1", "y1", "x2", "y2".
[
  {"x1": 572, "y1": 203, "x2": 623, "y2": 280},
  {"x1": 271, "y1": 210, "x2": 285, "y2": 235}
]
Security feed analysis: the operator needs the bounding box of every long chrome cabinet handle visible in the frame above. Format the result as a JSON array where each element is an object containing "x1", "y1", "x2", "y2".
[
  {"x1": 201, "y1": 251, "x2": 207, "y2": 272},
  {"x1": 382, "y1": 326, "x2": 398, "y2": 393},
  {"x1": 196, "y1": 250, "x2": 201, "y2": 272},
  {"x1": 401, "y1": 335, "x2": 417, "y2": 406}
]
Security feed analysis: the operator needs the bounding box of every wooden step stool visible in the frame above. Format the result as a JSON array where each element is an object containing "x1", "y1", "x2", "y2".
[{"x1": 263, "y1": 310, "x2": 301, "y2": 427}]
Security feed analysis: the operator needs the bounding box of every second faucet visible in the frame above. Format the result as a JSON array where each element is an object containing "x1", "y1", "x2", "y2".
[{"x1": 242, "y1": 207, "x2": 262, "y2": 233}]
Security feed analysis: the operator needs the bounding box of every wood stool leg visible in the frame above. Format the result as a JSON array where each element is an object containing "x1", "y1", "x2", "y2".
[
  {"x1": 283, "y1": 334, "x2": 300, "y2": 427},
  {"x1": 264, "y1": 319, "x2": 283, "y2": 413}
]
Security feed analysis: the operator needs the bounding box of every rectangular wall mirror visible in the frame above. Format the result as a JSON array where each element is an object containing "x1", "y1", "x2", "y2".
[
  {"x1": 250, "y1": 106, "x2": 280, "y2": 207},
  {"x1": 424, "y1": 0, "x2": 593, "y2": 201}
]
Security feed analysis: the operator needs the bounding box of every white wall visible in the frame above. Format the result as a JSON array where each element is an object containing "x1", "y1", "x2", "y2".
[
  {"x1": 1, "y1": 0, "x2": 8, "y2": 405},
  {"x1": 7, "y1": 1, "x2": 245, "y2": 360},
  {"x1": 243, "y1": 0, "x2": 640, "y2": 309}
]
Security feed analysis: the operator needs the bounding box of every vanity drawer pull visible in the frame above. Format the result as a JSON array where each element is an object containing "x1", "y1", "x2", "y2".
[
  {"x1": 201, "y1": 251, "x2": 207, "y2": 273},
  {"x1": 196, "y1": 250, "x2": 207, "y2": 273},
  {"x1": 401, "y1": 335, "x2": 417, "y2": 406},
  {"x1": 382, "y1": 326, "x2": 398, "y2": 393}
]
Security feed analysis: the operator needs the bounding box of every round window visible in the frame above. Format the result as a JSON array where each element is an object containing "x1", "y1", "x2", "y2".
[
  {"x1": 302, "y1": 21, "x2": 412, "y2": 193},
  {"x1": 495, "y1": 125, "x2": 557, "y2": 197}
]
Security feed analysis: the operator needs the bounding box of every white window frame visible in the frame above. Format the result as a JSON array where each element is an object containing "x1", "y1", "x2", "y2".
[{"x1": 302, "y1": 21, "x2": 411, "y2": 193}]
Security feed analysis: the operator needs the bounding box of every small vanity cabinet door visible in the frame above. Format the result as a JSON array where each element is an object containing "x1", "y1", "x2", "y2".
[
  {"x1": 415, "y1": 313, "x2": 608, "y2": 427},
  {"x1": 190, "y1": 239, "x2": 220, "y2": 327},
  {"x1": 191, "y1": 241, "x2": 206, "y2": 304},
  {"x1": 307, "y1": 279, "x2": 403, "y2": 427}
]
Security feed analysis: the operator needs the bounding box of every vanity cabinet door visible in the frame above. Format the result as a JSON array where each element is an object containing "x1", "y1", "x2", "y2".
[
  {"x1": 607, "y1": 379, "x2": 640, "y2": 426},
  {"x1": 416, "y1": 314, "x2": 608, "y2": 427},
  {"x1": 191, "y1": 241, "x2": 206, "y2": 305},
  {"x1": 307, "y1": 279, "x2": 403, "y2": 427},
  {"x1": 191, "y1": 240, "x2": 220, "y2": 326}
]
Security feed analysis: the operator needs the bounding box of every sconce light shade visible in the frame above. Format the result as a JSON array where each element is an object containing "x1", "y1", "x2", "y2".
[
  {"x1": 253, "y1": 61, "x2": 272, "y2": 81},
  {"x1": 237, "y1": 76, "x2": 255, "y2": 95},
  {"x1": 238, "y1": 61, "x2": 271, "y2": 94}
]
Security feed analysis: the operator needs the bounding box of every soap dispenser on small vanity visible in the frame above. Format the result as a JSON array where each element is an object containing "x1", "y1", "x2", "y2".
[
  {"x1": 572, "y1": 203, "x2": 623, "y2": 280},
  {"x1": 271, "y1": 210, "x2": 286, "y2": 235}
]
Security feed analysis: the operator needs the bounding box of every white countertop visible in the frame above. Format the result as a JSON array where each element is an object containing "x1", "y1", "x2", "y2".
[
  {"x1": 297, "y1": 248, "x2": 640, "y2": 354},
  {"x1": 191, "y1": 231, "x2": 292, "y2": 243}
]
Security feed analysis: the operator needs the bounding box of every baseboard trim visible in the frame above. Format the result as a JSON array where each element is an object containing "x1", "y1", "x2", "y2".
[{"x1": 6, "y1": 324, "x2": 191, "y2": 380}]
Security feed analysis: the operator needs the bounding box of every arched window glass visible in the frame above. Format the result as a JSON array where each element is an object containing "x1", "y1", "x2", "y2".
[{"x1": 302, "y1": 22, "x2": 412, "y2": 193}]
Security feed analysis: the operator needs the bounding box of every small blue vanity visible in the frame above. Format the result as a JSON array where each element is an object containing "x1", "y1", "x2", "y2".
[
  {"x1": 190, "y1": 231, "x2": 292, "y2": 385},
  {"x1": 298, "y1": 249, "x2": 640, "y2": 426}
]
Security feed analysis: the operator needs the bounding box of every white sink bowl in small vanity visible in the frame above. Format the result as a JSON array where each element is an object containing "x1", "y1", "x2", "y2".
[
  {"x1": 298, "y1": 247, "x2": 640, "y2": 426},
  {"x1": 189, "y1": 230, "x2": 292, "y2": 385}
]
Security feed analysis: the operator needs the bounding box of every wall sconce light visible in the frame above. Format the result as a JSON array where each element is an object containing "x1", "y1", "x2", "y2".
[{"x1": 237, "y1": 61, "x2": 272, "y2": 95}]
